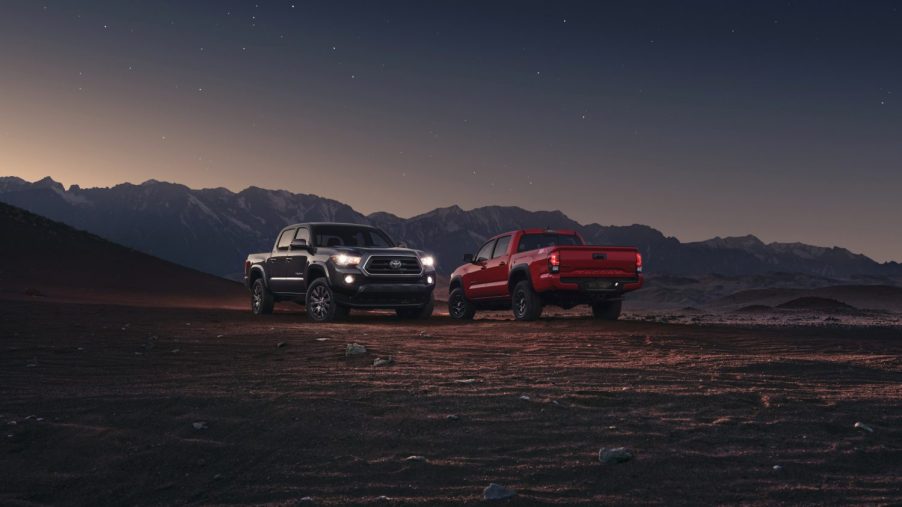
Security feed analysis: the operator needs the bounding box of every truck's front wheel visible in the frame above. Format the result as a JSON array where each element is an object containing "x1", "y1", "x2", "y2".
[
  {"x1": 592, "y1": 300, "x2": 622, "y2": 320},
  {"x1": 512, "y1": 281, "x2": 543, "y2": 321},
  {"x1": 305, "y1": 278, "x2": 347, "y2": 322},
  {"x1": 448, "y1": 288, "x2": 476, "y2": 320},
  {"x1": 251, "y1": 279, "x2": 275, "y2": 315}
]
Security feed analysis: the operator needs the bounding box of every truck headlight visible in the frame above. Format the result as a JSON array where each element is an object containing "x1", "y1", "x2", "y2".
[
  {"x1": 331, "y1": 254, "x2": 362, "y2": 266},
  {"x1": 420, "y1": 255, "x2": 435, "y2": 267}
]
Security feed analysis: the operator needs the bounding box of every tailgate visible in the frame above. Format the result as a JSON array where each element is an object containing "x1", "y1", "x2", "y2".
[{"x1": 555, "y1": 246, "x2": 638, "y2": 277}]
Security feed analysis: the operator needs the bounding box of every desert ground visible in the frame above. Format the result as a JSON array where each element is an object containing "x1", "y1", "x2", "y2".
[{"x1": 2, "y1": 296, "x2": 901, "y2": 506}]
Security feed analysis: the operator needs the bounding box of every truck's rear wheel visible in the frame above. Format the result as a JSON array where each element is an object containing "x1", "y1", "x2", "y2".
[
  {"x1": 396, "y1": 293, "x2": 435, "y2": 319},
  {"x1": 512, "y1": 280, "x2": 542, "y2": 321},
  {"x1": 448, "y1": 288, "x2": 476, "y2": 320},
  {"x1": 592, "y1": 300, "x2": 622, "y2": 320},
  {"x1": 251, "y1": 279, "x2": 275, "y2": 315},
  {"x1": 305, "y1": 278, "x2": 347, "y2": 322}
]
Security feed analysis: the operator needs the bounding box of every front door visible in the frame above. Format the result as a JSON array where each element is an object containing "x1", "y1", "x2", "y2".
[{"x1": 467, "y1": 239, "x2": 498, "y2": 300}]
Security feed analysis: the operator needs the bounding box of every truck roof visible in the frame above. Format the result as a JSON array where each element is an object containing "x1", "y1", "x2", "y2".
[
  {"x1": 486, "y1": 228, "x2": 580, "y2": 241},
  {"x1": 279, "y1": 222, "x2": 378, "y2": 230}
]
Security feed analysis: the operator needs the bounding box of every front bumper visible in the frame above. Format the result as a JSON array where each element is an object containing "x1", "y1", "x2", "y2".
[{"x1": 331, "y1": 267, "x2": 436, "y2": 308}]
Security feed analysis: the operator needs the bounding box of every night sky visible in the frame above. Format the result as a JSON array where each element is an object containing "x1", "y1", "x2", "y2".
[{"x1": 1, "y1": 1, "x2": 900, "y2": 261}]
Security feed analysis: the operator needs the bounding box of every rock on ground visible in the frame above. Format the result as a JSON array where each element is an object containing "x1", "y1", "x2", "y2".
[
  {"x1": 373, "y1": 356, "x2": 394, "y2": 367},
  {"x1": 483, "y1": 483, "x2": 516, "y2": 500},
  {"x1": 599, "y1": 447, "x2": 633, "y2": 464},
  {"x1": 854, "y1": 421, "x2": 875, "y2": 433},
  {"x1": 345, "y1": 343, "x2": 367, "y2": 356}
]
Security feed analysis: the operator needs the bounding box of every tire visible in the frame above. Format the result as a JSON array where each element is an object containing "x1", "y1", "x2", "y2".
[
  {"x1": 251, "y1": 278, "x2": 274, "y2": 315},
  {"x1": 448, "y1": 288, "x2": 476, "y2": 320},
  {"x1": 396, "y1": 293, "x2": 435, "y2": 319},
  {"x1": 305, "y1": 278, "x2": 346, "y2": 322},
  {"x1": 592, "y1": 300, "x2": 622, "y2": 320},
  {"x1": 512, "y1": 280, "x2": 542, "y2": 321}
]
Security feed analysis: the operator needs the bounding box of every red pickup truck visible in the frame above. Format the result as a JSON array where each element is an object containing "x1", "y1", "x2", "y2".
[{"x1": 448, "y1": 229, "x2": 643, "y2": 321}]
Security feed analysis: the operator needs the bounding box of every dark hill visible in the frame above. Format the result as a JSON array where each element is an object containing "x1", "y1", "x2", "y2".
[
  {"x1": 0, "y1": 202, "x2": 245, "y2": 308},
  {"x1": 776, "y1": 297, "x2": 856, "y2": 311}
]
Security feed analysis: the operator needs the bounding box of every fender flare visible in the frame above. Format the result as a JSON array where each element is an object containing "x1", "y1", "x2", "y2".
[
  {"x1": 249, "y1": 265, "x2": 268, "y2": 287},
  {"x1": 449, "y1": 275, "x2": 464, "y2": 293},
  {"x1": 508, "y1": 264, "x2": 531, "y2": 290},
  {"x1": 305, "y1": 262, "x2": 331, "y2": 285}
]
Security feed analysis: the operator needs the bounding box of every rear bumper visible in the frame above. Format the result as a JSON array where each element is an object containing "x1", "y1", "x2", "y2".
[{"x1": 533, "y1": 273, "x2": 643, "y2": 295}]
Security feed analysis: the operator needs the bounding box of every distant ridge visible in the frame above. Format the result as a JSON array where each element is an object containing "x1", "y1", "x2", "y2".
[{"x1": 1, "y1": 176, "x2": 900, "y2": 280}]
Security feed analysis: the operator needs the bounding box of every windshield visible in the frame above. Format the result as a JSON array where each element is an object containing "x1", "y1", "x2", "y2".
[
  {"x1": 516, "y1": 233, "x2": 582, "y2": 252},
  {"x1": 312, "y1": 225, "x2": 395, "y2": 248}
]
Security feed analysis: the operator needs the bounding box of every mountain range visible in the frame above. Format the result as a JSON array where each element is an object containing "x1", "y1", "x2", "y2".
[{"x1": 1, "y1": 176, "x2": 900, "y2": 280}]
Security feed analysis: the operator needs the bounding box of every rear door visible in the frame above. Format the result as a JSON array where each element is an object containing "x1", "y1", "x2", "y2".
[
  {"x1": 481, "y1": 234, "x2": 513, "y2": 298},
  {"x1": 266, "y1": 228, "x2": 295, "y2": 292},
  {"x1": 281, "y1": 227, "x2": 310, "y2": 294}
]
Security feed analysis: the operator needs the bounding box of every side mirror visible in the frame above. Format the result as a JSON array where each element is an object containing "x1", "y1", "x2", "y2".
[
  {"x1": 463, "y1": 253, "x2": 474, "y2": 263},
  {"x1": 290, "y1": 239, "x2": 308, "y2": 250},
  {"x1": 398, "y1": 242, "x2": 408, "y2": 248}
]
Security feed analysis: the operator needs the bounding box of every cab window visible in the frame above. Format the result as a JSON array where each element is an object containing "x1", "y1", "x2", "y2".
[
  {"x1": 276, "y1": 228, "x2": 296, "y2": 250},
  {"x1": 294, "y1": 227, "x2": 310, "y2": 244},
  {"x1": 492, "y1": 235, "x2": 512, "y2": 258},
  {"x1": 475, "y1": 239, "x2": 496, "y2": 262},
  {"x1": 313, "y1": 225, "x2": 394, "y2": 248},
  {"x1": 516, "y1": 233, "x2": 582, "y2": 253}
]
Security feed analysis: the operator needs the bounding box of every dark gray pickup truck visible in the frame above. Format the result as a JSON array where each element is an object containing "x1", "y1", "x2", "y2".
[{"x1": 244, "y1": 222, "x2": 436, "y2": 322}]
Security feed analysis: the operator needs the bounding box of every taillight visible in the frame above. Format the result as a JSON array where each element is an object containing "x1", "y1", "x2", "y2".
[
  {"x1": 636, "y1": 252, "x2": 643, "y2": 273},
  {"x1": 244, "y1": 260, "x2": 251, "y2": 275},
  {"x1": 549, "y1": 252, "x2": 560, "y2": 273}
]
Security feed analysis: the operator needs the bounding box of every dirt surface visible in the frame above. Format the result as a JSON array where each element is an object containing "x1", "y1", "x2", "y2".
[{"x1": 2, "y1": 299, "x2": 902, "y2": 506}]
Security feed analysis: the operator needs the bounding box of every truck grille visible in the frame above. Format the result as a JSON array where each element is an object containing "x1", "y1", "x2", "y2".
[{"x1": 364, "y1": 256, "x2": 422, "y2": 275}]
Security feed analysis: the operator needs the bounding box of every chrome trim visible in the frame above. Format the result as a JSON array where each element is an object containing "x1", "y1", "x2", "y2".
[
  {"x1": 361, "y1": 254, "x2": 423, "y2": 277},
  {"x1": 270, "y1": 276, "x2": 304, "y2": 281}
]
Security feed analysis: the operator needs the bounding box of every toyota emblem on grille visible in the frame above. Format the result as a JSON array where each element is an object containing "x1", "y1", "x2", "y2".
[{"x1": 389, "y1": 259, "x2": 403, "y2": 270}]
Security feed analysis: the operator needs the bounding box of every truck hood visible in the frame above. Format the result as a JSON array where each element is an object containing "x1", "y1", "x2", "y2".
[{"x1": 331, "y1": 246, "x2": 426, "y2": 257}]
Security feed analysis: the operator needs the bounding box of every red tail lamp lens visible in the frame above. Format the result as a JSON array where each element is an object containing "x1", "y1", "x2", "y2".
[{"x1": 549, "y1": 252, "x2": 560, "y2": 273}]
